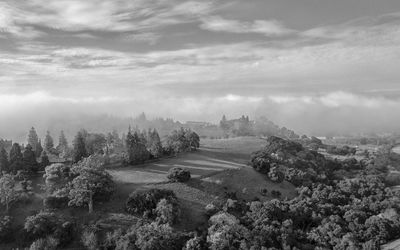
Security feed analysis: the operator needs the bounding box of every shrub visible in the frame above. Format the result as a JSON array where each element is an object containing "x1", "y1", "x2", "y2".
[
  {"x1": 167, "y1": 167, "x2": 191, "y2": 182},
  {"x1": 81, "y1": 229, "x2": 99, "y2": 250},
  {"x1": 154, "y1": 198, "x2": 180, "y2": 225},
  {"x1": 183, "y1": 236, "x2": 205, "y2": 250},
  {"x1": 126, "y1": 189, "x2": 178, "y2": 219},
  {"x1": 24, "y1": 212, "x2": 73, "y2": 246},
  {"x1": 268, "y1": 166, "x2": 285, "y2": 183},
  {"x1": 271, "y1": 190, "x2": 282, "y2": 198},
  {"x1": 29, "y1": 237, "x2": 59, "y2": 250},
  {"x1": 0, "y1": 216, "x2": 13, "y2": 242},
  {"x1": 43, "y1": 195, "x2": 69, "y2": 209},
  {"x1": 135, "y1": 222, "x2": 185, "y2": 250}
]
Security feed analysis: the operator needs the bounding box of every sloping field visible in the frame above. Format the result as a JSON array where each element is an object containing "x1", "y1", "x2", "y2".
[{"x1": 109, "y1": 137, "x2": 267, "y2": 183}]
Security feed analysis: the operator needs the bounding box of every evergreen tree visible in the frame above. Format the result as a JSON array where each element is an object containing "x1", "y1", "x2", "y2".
[
  {"x1": 9, "y1": 143, "x2": 23, "y2": 173},
  {"x1": 57, "y1": 130, "x2": 68, "y2": 151},
  {"x1": 44, "y1": 131, "x2": 54, "y2": 152},
  {"x1": 0, "y1": 148, "x2": 9, "y2": 173},
  {"x1": 126, "y1": 130, "x2": 150, "y2": 164},
  {"x1": 35, "y1": 139, "x2": 43, "y2": 158},
  {"x1": 23, "y1": 144, "x2": 38, "y2": 173},
  {"x1": 40, "y1": 151, "x2": 50, "y2": 170},
  {"x1": 73, "y1": 132, "x2": 88, "y2": 163},
  {"x1": 27, "y1": 127, "x2": 39, "y2": 152},
  {"x1": 148, "y1": 129, "x2": 163, "y2": 158},
  {"x1": 220, "y1": 115, "x2": 230, "y2": 132}
]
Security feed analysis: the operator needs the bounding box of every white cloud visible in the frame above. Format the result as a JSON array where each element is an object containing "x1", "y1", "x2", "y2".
[{"x1": 200, "y1": 16, "x2": 293, "y2": 36}]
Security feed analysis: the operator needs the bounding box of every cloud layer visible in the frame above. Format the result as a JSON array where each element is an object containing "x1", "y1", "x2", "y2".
[{"x1": 1, "y1": 0, "x2": 400, "y2": 137}]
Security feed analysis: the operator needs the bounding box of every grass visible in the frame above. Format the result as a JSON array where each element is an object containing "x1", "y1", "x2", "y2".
[{"x1": 3, "y1": 136, "x2": 298, "y2": 248}]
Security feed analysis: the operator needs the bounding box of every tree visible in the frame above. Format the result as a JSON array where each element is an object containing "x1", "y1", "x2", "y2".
[
  {"x1": 9, "y1": 143, "x2": 23, "y2": 173},
  {"x1": 36, "y1": 139, "x2": 43, "y2": 158},
  {"x1": 43, "y1": 163, "x2": 72, "y2": 194},
  {"x1": 147, "y1": 129, "x2": 163, "y2": 158},
  {"x1": 68, "y1": 157, "x2": 115, "y2": 213},
  {"x1": 0, "y1": 148, "x2": 9, "y2": 173},
  {"x1": 0, "y1": 173, "x2": 21, "y2": 212},
  {"x1": 41, "y1": 151, "x2": 50, "y2": 170},
  {"x1": 73, "y1": 131, "x2": 87, "y2": 163},
  {"x1": 125, "y1": 130, "x2": 150, "y2": 165},
  {"x1": 44, "y1": 131, "x2": 54, "y2": 152},
  {"x1": 57, "y1": 130, "x2": 68, "y2": 153},
  {"x1": 220, "y1": 115, "x2": 230, "y2": 132},
  {"x1": 23, "y1": 144, "x2": 38, "y2": 172},
  {"x1": 27, "y1": 127, "x2": 39, "y2": 152}
]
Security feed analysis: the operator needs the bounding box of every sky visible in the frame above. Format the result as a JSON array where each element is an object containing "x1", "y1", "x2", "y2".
[{"x1": 1, "y1": 0, "x2": 400, "y2": 137}]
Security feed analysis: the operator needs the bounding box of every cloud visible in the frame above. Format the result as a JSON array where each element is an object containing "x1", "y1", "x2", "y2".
[{"x1": 200, "y1": 16, "x2": 293, "y2": 36}]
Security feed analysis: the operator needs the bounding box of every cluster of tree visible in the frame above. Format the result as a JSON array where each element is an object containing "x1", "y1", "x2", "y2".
[
  {"x1": 163, "y1": 128, "x2": 200, "y2": 155},
  {"x1": 0, "y1": 142, "x2": 50, "y2": 174},
  {"x1": 43, "y1": 155, "x2": 115, "y2": 213},
  {"x1": 326, "y1": 145, "x2": 357, "y2": 156},
  {"x1": 196, "y1": 175, "x2": 400, "y2": 249},
  {"x1": 250, "y1": 136, "x2": 368, "y2": 187},
  {"x1": 167, "y1": 167, "x2": 191, "y2": 182},
  {"x1": 124, "y1": 127, "x2": 199, "y2": 165},
  {"x1": 219, "y1": 115, "x2": 299, "y2": 139}
]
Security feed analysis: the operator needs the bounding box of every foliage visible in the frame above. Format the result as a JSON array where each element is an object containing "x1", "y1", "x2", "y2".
[
  {"x1": 125, "y1": 130, "x2": 150, "y2": 165},
  {"x1": 43, "y1": 163, "x2": 72, "y2": 194},
  {"x1": 44, "y1": 131, "x2": 55, "y2": 153},
  {"x1": 23, "y1": 144, "x2": 39, "y2": 173},
  {"x1": 0, "y1": 147, "x2": 9, "y2": 173},
  {"x1": 29, "y1": 237, "x2": 59, "y2": 250},
  {"x1": 135, "y1": 222, "x2": 184, "y2": 250},
  {"x1": 146, "y1": 129, "x2": 163, "y2": 159},
  {"x1": 164, "y1": 128, "x2": 200, "y2": 155},
  {"x1": 207, "y1": 212, "x2": 250, "y2": 250},
  {"x1": 40, "y1": 151, "x2": 50, "y2": 170},
  {"x1": 125, "y1": 189, "x2": 178, "y2": 219},
  {"x1": 167, "y1": 167, "x2": 191, "y2": 182},
  {"x1": 0, "y1": 216, "x2": 13, "y2": 242},
  {"x1": 24, "y1": 211, "x2": 73, "y2": 247},
  {"x1": 81, "y1": 227, "x2": 100, "y2": 250},
  {"x1": 27, "y1": 127, "x2": 39, "y2": 156},
  {"x1": 43, "y1": 195, "x2": 69, "y2": 209},
  {"x1": 68, "y1": 157, "x2": 115, "y2": 213},
  {"x1": 0, "y1": 173, "x2": 22, "y2": 211},
  {"x1": 73, "y1": 131, "x2": 88, "y2": 163},
  {"x1": 9, "y1": 143, "x2": 23, "y2": 173},
  {"x1": 154, "y1": 198, "x2": 180, "y2": 225}
]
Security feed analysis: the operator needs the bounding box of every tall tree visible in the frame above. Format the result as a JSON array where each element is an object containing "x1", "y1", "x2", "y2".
[
  {"x1": 68, "y1": 157, "x2": 114, "y2": 213},
  {"x1": 23, "y1": 144, "x2": 38, "y2": 173},
  {"x1": 35, "y1": 139, "x2": 43, "y2": 158},
  {"x1": 0, "y1": 173, "x2": 21, "y2": 212},
  {"x1": 44, "y1": 131, "x2": 54, "y2": 152},
  {"x1": 27, "y1": 127, "x2": 39, "y2": 152},
  {"x1": 9, "y1": 143, "x2": 23, "y2": 173},
  {"x1": 40, "y1": 151, "x2": 50, "y2": 170},
  {"x1": 73, "y1": 132, "x2": 87, "y2": 163},
  {"x1": 0, "y1": 148, "x2": 9, "y2": 173},
  {"x1": 57, "y1": 130, "x2": 68, "y2": 151},
  {"x1": 126, "y1": 130, "x2": 149, "y2": 164},
  {"x1": 148, "y1": 129, "x2": 163, "y2": 158}
]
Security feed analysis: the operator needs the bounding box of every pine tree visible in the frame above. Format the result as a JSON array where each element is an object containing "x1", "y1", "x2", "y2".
[
  {"x1": 9, "y1": 143, "x2": 23, "y2": 173},
  {"x1": 44, "y1": 131, "x2": 54, "y2": 152},
  {"x1": 36, "y1": 139, "x2": 43, "y2": 158},
  {"x1": 126, "y1": 130, "x2": 150, "y2": 164},
  {"x1": 0, "y1": 148, "x2": 9, "y2": 173},
  {"x1": 58, "y1": 130, "x2": 68, "y2": 151},
  {"x1": 40, "y1": 151, "x2": 50, "y2": 170},
  {"x1": 148, "y1": 129, "x2": 163, "y2": 158},
  {"x1": 23, "y1": 144, "x2": 38, "y2": 172},
  {"x1": 27, "y1": 127, "x2": 39, "y2": 152},
  {"x1": 73, "y1": 131, "x2": 88, "y2": 163}
]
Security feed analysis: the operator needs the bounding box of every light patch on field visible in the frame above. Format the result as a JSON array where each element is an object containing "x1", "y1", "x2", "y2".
[{"x1": 108, "y1": 169, "x2": 167, "y2": 183}]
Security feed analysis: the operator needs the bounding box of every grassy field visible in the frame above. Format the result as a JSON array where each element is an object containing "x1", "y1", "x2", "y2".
[
  {"x1": 107, "y1": 136, "x2": 296, "y2": 230},
  {"x1": 1, "y1": 136, "x2": 296, "y2": 248}
]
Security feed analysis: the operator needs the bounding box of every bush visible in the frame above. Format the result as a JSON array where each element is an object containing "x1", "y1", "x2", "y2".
[
  {"x1": 43, "y1": 195, "x2": 69, "y2": 209},
  {"x1": 126, "y1": 189, "x2": 178, "y2": 219},
  {"x1": 167, "y1": 167, "x2": 191, "y2": 182},
  {"x1": 81, "y1": 228, "x2": 99, "y2": 250},
  {"x1": 135, "y1": 222, "x2": 185, "y2": 250},
  {"x1": 154, "y1": 198, "x2": 180, "y2": 225},
  {"x1": 29, "y1": 237, "x2": 59, "y2": 250},
  {"x1": 0, "y1": 216, "x2": 13, "y2": 242},
  {"x1": 24, "y1": 212, "x2": 73, "y2": 246},
  {"x1": 271, "y1": 190, "x2": 282, "y2": 198}
]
